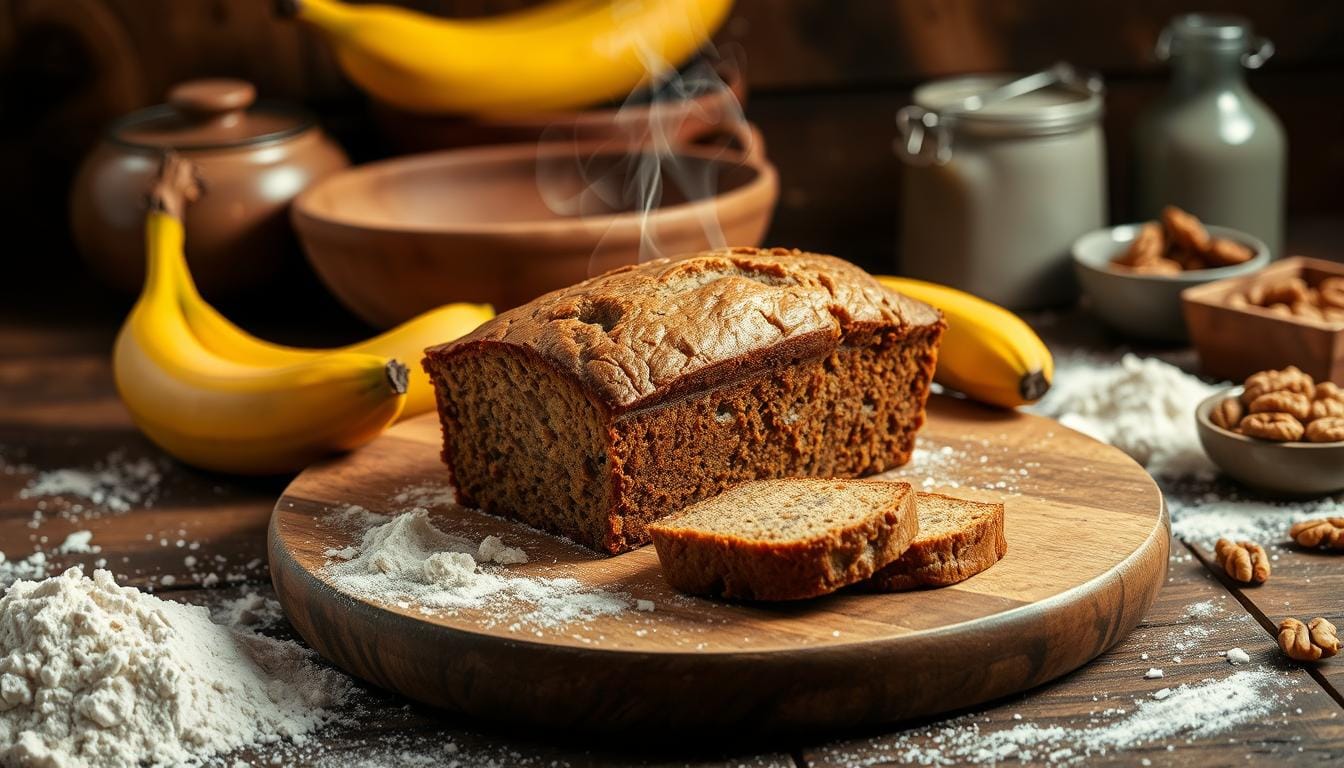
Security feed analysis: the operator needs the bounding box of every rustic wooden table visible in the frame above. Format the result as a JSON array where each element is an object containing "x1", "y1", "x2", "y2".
[{"x1": 4, "y1": 285, "x2": 1344, "y2": 766}]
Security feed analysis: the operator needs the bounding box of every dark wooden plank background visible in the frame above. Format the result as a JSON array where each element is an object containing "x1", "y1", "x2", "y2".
[{"x1": 2, "y1": 0, "x2": 1342, "y2": 309}]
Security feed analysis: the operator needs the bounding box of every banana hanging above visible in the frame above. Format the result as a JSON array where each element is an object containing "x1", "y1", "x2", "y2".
[{"x1": 282, "y1": 0, "x2": 734, "y2": 115}]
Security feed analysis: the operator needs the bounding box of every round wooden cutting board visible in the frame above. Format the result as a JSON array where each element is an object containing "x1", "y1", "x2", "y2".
[{"x1": 270, "y1": 395, "x2": 1168, "y2": 734}]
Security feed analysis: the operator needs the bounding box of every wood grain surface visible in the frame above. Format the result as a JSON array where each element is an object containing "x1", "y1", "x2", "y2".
[
  {"x1": 269, "y1": 395, "x2": 1168, "y2": 734},
  {"x1": 6, "y1": 312, "x2": 1344, "y2": 763}
]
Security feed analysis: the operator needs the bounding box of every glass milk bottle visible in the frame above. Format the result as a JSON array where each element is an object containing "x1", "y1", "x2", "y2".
[{"x1": 1134, "y1": 14, "x2": 1286, "y2": 256}]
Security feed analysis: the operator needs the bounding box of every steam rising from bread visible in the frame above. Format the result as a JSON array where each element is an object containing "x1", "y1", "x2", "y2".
[{"x1": 535, "y1": 5, "x2": 749, "y2": 269}]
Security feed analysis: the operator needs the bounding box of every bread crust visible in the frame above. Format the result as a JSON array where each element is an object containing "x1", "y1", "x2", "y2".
[
  {"x1": 426, "y1": 247, "x2": 942, "y2": 415},
  {"x1": 648, "y1": 480, "x2": 919, "y2": 601},
  {"x1": 423, "y1": 248, "x2": 944, "y2": 554},
  {"x1": 860, "y1": 492, "x2": 1007, "y2": 591}
]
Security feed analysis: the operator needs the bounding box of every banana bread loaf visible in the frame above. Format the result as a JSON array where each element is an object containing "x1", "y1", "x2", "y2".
[{"x1": 423, "y1": 247, "x2": 944, "y2": 554}]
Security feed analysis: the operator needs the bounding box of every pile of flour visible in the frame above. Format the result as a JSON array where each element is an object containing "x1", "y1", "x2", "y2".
[
  {"x1": 0, "y1": 568, "x2": 350, "y2": 768},
  {"x1": 1030, "y1": 353, "x2": 1220, "y2": 477},
  {"x1": 325, "y1": 508, "x2": 631, "y2": 629}
]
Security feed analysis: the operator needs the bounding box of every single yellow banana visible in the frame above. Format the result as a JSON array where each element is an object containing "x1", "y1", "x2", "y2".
[
  {"x1": 286, "y1": 0, "x2": 734, "y2": 115},
  {"x1": 176, "y1": 277, "x2": 491, "y2": 418},
  {"x1": 877, "y1": 276, "x2": 1053, "y2": 409},
  {"x1": 114, "y1": 211, "x2": 407, "y2": 474}
]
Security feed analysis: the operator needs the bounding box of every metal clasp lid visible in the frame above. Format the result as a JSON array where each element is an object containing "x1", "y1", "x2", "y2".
[
  {"x1": 894, "y1": 105, "x2": 950, "y2": 167},
  {"x1": 1154, "y1": 16, "x2": 1275, "y2": 70},
  {"x1": 894, "y1": 62, "x2": 1102, "y2": 167}
]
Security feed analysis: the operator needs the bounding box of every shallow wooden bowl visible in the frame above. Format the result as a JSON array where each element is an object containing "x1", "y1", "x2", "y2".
[
  {"x1": 1196, "y1": 387, "x2": 1344, "y2": 497},
  {"x1": 292, "y1": 130, "x2": 778, "y2": 327},
  {"x1": 1183, "y1": 257, "x2": 1344, "y2": 384}
]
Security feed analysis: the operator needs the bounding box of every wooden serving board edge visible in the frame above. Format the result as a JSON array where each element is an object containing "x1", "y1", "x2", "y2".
[{"x1": 268, "y1": 498, "x2": 1169, "y2": 735}]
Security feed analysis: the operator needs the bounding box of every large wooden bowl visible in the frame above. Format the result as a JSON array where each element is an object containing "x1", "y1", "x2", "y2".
[{"x1": 292, "y1": 131, "x2": 778, "y2": 327}]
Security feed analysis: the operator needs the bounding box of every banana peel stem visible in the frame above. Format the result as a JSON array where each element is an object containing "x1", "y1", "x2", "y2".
[
  {"x1": 385, "y1": 360, "x2": 409, "y2": 395},
  {"x1": 1020, "y1": 370, "x2": 1051, "y2": 402}
]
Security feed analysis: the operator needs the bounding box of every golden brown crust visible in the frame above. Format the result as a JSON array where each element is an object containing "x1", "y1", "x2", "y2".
[
  {"x1": 428, "y1": 247, "x2": 942, "y2": 414},
  {"x1": 647, "y1": 480, "x2": 919, "y2": 601},
  {"x1": 424, "y1": 249, "x2": 945, "y2": 554},
  {"x1": 860, "y1": 493, "x2": 1006, "y2": 591}
]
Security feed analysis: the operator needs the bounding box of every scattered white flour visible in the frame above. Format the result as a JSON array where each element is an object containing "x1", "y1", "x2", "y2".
[
  {"x1": 211, "y1": 590, "x2": 286, "y2": 629},
  {"x1": 1183, "y1": 600, "x2": 1220, "y2": 619},
  {"x1": 1168, "y1": 492, "x2": 1329, "y2": 545},
  {"x1": 1144, "y1": 668, "x2": 1164, "y2": 679},
  {"x1": 902, "y1": 440, "x2": 1031, "y2": 494},
  {"x1": 1227, "y1": 648, "x2": 1251, "y2": 665},
  {"x1": 821, "y1": 670, "x2": 1285, "y2": 766},
  {"x1": 323, "y1": 546, "x2": 359, "y2": 561},
  {"x1": 0, "y1": 567, "x2": 349, "y2": 768},
  {"x1": 636, "y1": 599, "x2": 656, "y2": 612},
  {"x1": 319, "y1": 503, "x2": 390, "y2": 530},
  {"x1": 325, "y1": 509, "x2": 628, "y2": 630},
  {"x1": 477, "y1": 535, "x2": 528, "y2": 565},
  {"x1": 18, "y1": 450, "x2": 164, "y2": 514},
  {"x1": 390, "y1": 483, "x2": 458, "y2": 509},
  {"x1": 0, "y1": 550, "x2": 47, "y2": 588},
  {"x1": 55, "y1": 530, "x2": 99, "y2": 554},
  {"x1": 1030, "y1": 354, "x2": 1220, "y2": 477}
]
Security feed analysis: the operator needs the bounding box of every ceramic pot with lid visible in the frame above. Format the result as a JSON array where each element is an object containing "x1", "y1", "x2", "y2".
[
  {"x1": 896, "y1": 64, "x2": 1107, "y2": 310},
  {"x1": 70, "y1": 79, "x2": 350, "y2": 297}
]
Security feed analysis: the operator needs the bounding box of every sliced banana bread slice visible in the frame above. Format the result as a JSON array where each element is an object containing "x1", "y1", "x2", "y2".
[
  {"x1": 647, "y1": 479, "x2": 917, "y2": 601},
  {"x1": 860, "y1": 492, "x2": 1006, "y2": 591}
]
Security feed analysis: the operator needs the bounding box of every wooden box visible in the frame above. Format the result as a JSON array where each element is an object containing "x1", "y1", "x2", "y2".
[{"x1": 1182, "y1": 257, "x2": 1344, "y2": 384}]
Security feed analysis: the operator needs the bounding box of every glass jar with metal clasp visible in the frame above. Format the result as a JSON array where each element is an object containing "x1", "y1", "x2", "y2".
[{"x1": 896, "y1": 62, "x2": 1107, "y2": 310}]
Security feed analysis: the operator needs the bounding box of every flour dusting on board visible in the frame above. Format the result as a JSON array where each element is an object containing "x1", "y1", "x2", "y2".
[{"x1": 323, "y1": 508, "x2": 630, "y2": 630}]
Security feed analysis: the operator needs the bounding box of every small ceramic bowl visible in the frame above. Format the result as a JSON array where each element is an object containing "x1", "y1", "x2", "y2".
[
  {"x1": 1196, "y1": 386, "x2": 1344, "y2": 496},
  {"x1": 1072, "y1": 224, "x2": 1269, "y2": 343}
]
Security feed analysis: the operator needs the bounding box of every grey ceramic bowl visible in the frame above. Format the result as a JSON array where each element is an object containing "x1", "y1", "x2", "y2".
[
  {"x1": 1073, "y1": 224, "x2": 1270, "y2": 343},
  {"x1": 1196, "y1": 386, "x2": 1344, "y2": 497}
]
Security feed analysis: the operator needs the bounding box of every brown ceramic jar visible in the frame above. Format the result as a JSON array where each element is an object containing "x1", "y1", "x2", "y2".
[{"x1": 70, "y1": 79, "x2": 349, "y2": 297}]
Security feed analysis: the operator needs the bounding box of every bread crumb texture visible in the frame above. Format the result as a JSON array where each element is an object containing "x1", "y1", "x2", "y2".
[
  {"x1": 424, "y1": 248, "x2": 943, "y2": 554},
  {"x1": 648, "y1": 478, "x2": 919, "y2": 601}
]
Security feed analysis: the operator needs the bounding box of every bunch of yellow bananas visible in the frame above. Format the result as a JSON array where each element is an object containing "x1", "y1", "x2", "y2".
[
  {"x1": 284, "y1": 0, "x2": 734, "y2": 115},
  {"x1": 114, "y1": 158, "x2": 492, "y2": 474},
  {"x1": 877, "y1": 276, "x2": 1054, "y2": 409}
]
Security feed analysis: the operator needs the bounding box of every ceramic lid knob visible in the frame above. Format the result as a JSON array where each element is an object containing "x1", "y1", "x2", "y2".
[{"x1": 168, "y1": 79, "x2": 257, "y2": 121}]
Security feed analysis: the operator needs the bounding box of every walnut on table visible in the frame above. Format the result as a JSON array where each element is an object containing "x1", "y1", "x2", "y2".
[
  {"x1": 1289, "y1": 518, "x2": 1344, "y2": 550},
  {"x1": 1279, "y1": 617, "x2": 1340, "y2": 662},
  {"x1": 1214, "y1": 538, "x2": 1271, "y2": 584}
]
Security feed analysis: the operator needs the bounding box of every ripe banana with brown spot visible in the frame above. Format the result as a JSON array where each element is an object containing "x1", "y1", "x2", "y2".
[{"x1": 878, "y1": 276, "x2": 1053, "y2": 409}]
